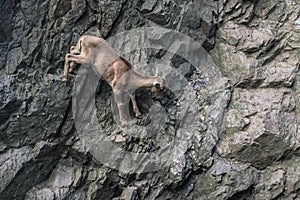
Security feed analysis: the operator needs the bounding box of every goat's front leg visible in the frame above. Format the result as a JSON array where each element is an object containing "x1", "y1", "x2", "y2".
[
  {"x1": 114, "y1": 90, "x2": 129, "y2": 126},
  {"x1": 130, "y1": 93, "x2": 141, "y2": 118}
]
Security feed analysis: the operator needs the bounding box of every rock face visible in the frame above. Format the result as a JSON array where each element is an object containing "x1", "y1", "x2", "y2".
[{"x1": 0, "y1": 0, "x2": 300, "y2": 199}]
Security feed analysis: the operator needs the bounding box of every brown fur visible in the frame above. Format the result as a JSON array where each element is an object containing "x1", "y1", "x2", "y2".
[{"x1": 63, "y1": 35, "x2": 165, "y2": 126}]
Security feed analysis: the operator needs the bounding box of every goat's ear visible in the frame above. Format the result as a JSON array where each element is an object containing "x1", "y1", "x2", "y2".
[{"x1": 153, "y1": 81, "x2": 160, "y2": 88}]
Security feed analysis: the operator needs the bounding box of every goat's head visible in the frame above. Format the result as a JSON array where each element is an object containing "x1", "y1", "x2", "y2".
[{"x1": 151, "y1": 76, "x2": 166, "y2": 100}]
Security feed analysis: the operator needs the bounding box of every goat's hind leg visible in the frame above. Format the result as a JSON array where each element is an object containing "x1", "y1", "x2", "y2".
[
  {"x1": 63, "y1": 54, "x2": 86, "y2": 82},
  {"x1": 69, "y1": 61, "x2": 76, "y2": 74},
  {"x1": 69, "y1": 46, "x2": 78, "y2": 74},
  {"x1": 63, "y1": 54, "x2": 71, "y2": 82},
  {"x1": 63, "y1": 46, "x2": 79, "y2": 82}
]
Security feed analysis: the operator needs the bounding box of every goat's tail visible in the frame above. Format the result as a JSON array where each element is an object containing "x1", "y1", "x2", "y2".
[
  {"x1": 70, "y1": 37, "x2": 83, "y2": 55},
  {"x1": 76, "y1": 38, "x2": 83, "y2": 52}
]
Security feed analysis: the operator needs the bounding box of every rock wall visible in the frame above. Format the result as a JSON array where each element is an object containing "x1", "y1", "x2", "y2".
[{"x1": 0, "y1": 0, "x2": 300, "y2": 199}]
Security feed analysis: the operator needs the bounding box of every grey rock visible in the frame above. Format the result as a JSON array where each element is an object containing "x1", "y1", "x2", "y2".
[
  {"x1": 141, "y1": 0, "x2": 158, "y2": 13},
  {"x1": 0, "y1": 142, "x2": 61, "y2": 200},
  {"x1": 194, "y1": 158, "x2": 258, "y2": 200},
  {"x1": 25, "y1": 188, "x2": 55, "y2": 200},
  {"x1": 255, "y1": 167, "x2": 285, "y2": 199},
  {"x1": 0, "y1": 0, "x2": 300, "y2": 199},
  {"x1": 0, "y1": 147, "x2": 33, "y2": 192},
  {"x1": 218, "y1": 88, "x2": 296, "y2": 169},
  {"x1": 5, "y1": 47, "x2": 23, "y2": 74},
  {"x1": 0, "y1": 88, "x2": 17, "y2": 124},
  {"x1": 285, "y1": 157, "x2": 300, "y2": 194},
  {"x1": 113, "y1": 186, "x2": 138, "y2": 200}
]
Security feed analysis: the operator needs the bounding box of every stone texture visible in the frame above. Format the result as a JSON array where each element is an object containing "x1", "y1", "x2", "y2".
[
  {"x1": 194, "y1": 158, "x2": 258, "y2": 200},
  {"x1": 0, "y1": 0, "x2": 300, "y2": 199},
  {"x1": 218, "y1": 88, "x2": 297, "y2": 169}
]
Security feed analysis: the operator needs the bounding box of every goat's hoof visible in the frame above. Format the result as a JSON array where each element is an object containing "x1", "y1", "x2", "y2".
[
  {"x1": 135, "y1": 113, "x2": 143, "y2": 119},
  {"x1": 120, "y1": 121, "x2": 128, "y2": 127},
  {"x1": 62, "y1": 77, "x2": 69, "y2": 85}
]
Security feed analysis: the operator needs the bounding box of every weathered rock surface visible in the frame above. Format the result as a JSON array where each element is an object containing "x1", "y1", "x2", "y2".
[
  {"x1": 218, "y1": 88, "x2": 297, "y2": 169},
  {"x1": 0, "y1": 0, "x2": 300, "y2": 199}
]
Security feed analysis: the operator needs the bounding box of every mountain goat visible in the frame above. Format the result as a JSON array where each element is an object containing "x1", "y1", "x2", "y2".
[{"x1": 63, "y1": 35, "x2": 165, "y2": 126}]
